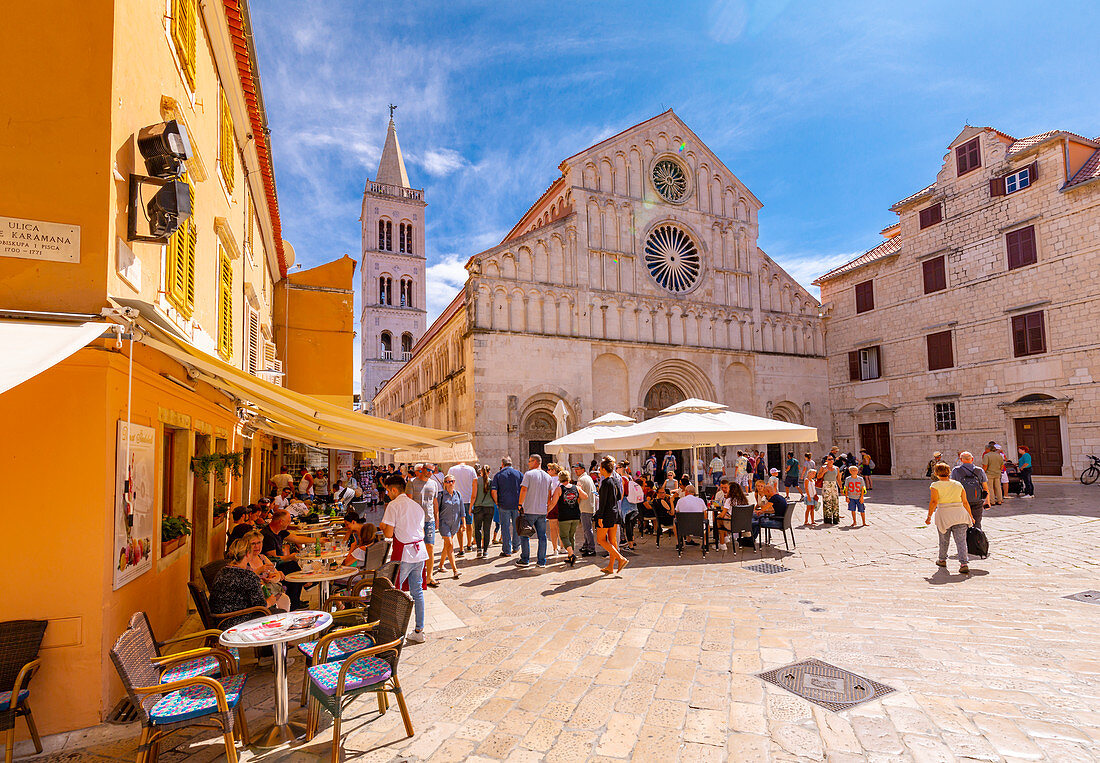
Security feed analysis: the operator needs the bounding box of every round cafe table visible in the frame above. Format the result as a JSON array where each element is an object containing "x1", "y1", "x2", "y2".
[
  {"x1": 284, "y1": 565, "x2": 359, "y2": 605},
  {"x1": 219, "y1": 610, "x2": 333, "y2": 747},
  {"x1": 296, "y1": 548, "x2": 346, "y2": 564}
]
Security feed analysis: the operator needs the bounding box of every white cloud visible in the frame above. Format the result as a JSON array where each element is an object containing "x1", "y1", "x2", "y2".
[
  {"x1": 424, "y1": 254, "x2": 469, "y2": 323},
  {"x1": 779, "y1": 250, "x2": 862, "y2": 300},
  {"x1": 417, "y1": 148, "x2": 469, "y2": 176}
]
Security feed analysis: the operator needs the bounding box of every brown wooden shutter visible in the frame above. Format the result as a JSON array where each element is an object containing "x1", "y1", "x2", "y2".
[
  {"x1": 1028, "y1": 160, "x2": 1038, "y2": 182},
  {"x1": 873, "y1": 345, "x2": 882, "y2": 378},
  {"x1": 848, "y1": 350, "x2": 860, "y2": 381},
  {"x1": 1012, "y1": 315, "x2": 1027, "y2": 357},
  {"x1": 1027, "y1": 311, "x2": 1045, "y2": 354},
  {"x1": 989, "y1": 177, "x2": 1005, "y2": 197},
  {"x1": 922, "y1": 256, "x2": 947, "y2": 293},
  {"x1": 1007, "y1": 226, "x2": 1037, "y2": 269},
  {"x1": 855, "y1": 280, "x2": 874, "y2": 313},
  {"x1": 927, "y1": 330, "x2": 954, "y2": 370}
]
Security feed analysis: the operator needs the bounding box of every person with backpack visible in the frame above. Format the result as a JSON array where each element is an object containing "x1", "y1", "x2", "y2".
[
  {"x1": 548, "y1": 470, "x2": 588, "y2": 566},
  {"x1": 950, "y1": 452, "x2": 990, "y2": 529},
  {"x1": 843, "y1": 465, "x2": 868, "y2": 526},
  {"x1": 926, "y1": 461, "x2": 974, "y2": 575}
]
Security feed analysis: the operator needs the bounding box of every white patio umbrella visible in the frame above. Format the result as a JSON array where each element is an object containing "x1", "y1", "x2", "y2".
[
  {"x1": 553, "y1": 399, "x2": 570, "y2": 439},
  {"x1": 545, "y1": 412, "x2": 636, "y2": 456},
  {"x1": 592, "y1": 399, "x2": 817, "y2": 489}
]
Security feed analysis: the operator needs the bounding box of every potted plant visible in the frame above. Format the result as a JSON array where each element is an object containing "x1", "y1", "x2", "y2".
[
  {"x1": 213, "y1": 500, "x2": 233, "y2": 525},
  {"x1": 161, "y1": 515, "x2": 192, "y2": 556},
  {"x1": 191, "y1": 452, "x2": 245, "y2": 485}
]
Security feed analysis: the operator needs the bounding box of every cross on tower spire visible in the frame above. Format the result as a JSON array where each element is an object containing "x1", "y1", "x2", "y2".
[{"x1": 388, "y1": 103, "x2": 397, "y2": 119}]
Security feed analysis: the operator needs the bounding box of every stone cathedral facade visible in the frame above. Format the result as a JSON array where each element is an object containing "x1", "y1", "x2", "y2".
[{"x1": 373, "y1": 110, "x2": 827, "y2": 463}]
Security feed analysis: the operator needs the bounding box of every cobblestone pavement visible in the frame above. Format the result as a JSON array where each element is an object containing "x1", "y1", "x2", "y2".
[{"x1": 18, "y1": 480, "x2": 1100, "y2": 762}]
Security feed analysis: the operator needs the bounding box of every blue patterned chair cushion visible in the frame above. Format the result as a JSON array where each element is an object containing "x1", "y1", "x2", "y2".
[
  {"x1": 297, "y1": 632, "x2": 375, "y2": 662},
  {"x1": 148, "y1": 673, "x2": 246, "y2": 723},
  {"x1": 0, "y1": 689, "x2": 29, "y2": 711},
  {"x1": 161, "y1": 654, "x2": 223, "y2": 683},
  {"x1": 308, "y1": 656, "x2": 391, "y2": 696}
]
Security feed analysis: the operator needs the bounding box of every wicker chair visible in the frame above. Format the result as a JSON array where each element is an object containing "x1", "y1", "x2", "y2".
[
  {"x1": 199, "y1": 559, "x2": 229, "y2": 591},
  {"x1": 304, "y1": 584, "x2": 415, "y2": 759},
  {"x1": 109, "y1": 616, "x2": 247, "y2": 763},
  {"x1": 187, "y1": 582, "x2": 272, "y2": 631},
  {"x1": 298, "y1": 578, "x2": 396, "y2": 706},
  {"x1": 1, "y1": 620, "x2": 47, "y2": 763},
  {"x1": 128, "y1": 612, "x2": 238, "y2": 685}
]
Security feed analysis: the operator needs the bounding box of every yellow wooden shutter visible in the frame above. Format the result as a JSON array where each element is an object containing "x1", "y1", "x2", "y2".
[
  {"x1": 166, "y1": 174, "x2": 195, "y2": 318},
  {"x1": 218, "y1": 248, "x2": 233, "y2": 358},
  {"x1": 219, "y1": 89, "x2": 235, "y2": 193},
  {"x1": 171, "y1": 0, "x2": 196, "y2": 90}
]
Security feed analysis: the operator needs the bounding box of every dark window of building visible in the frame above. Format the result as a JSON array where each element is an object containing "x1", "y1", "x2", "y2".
[
  {"x1": 848, "y1": 346, "x2": 881, "y2": 381},
  {"x1": 926, "y1": 330, "x2": 954, "y2": 370},
  {"x1": 1011, "y1": 311, "x2": 1046, "y2": 357},
  {"x1": 934, "y1": 402, "x2": 957, "y2": 431},
  {"x1": 918, "y1": 203, "x2": 943, "y2": 229},
  {"x1": 956, "y1": 137, "x2": 981, "y2": 176},
  {"x1": 1006, "y1": 225, "x2": 1037, "y2": 270},
  {"x1": 854, "y1": 280, "x2": 874, "y2": 314},
  {"x1": 922, "y1": 256, "x2": 947, "y2": 294}
]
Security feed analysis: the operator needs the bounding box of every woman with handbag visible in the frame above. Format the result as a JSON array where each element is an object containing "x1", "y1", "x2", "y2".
[{"x1": 595, "y1": 457, "x2": 628, "y2": 574}]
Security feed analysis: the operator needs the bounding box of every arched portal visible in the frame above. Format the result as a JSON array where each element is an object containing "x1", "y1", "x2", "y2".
[
  {"x1": 522, "y1": 410, "x2": 557, "y2": 467},
  {"x1": 643, "y1": 381, "x2": 686, "y2": 420}
]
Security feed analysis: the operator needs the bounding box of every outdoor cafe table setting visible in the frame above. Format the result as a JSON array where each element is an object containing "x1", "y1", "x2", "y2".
[
  {"x1": 219, "y1": 610, "x2": 333, "y2": 747},
  {"x1": 284, "y1": 562, "x2": 359, "y2": 603}
]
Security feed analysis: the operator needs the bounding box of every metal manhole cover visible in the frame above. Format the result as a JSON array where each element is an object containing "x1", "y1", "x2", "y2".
[
  {"x1": 745, "y1": 562, "x2": 792, "y2": 574},
  {"x1": 1065, "y1": 590, "x2": 1100, "y2": 604},
  {"x1": 758, "y1": 659, "x2": 895, "y2": 712}
]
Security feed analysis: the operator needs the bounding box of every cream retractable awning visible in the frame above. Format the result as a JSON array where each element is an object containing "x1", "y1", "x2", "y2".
[
  {"x1": 392, "y1": 441, "x2": 480, "y2": 466},
  {"x1": 0, "y1": 320, "x2": 110, "y2": 395},
  {"x1": 134, "y1": 320, "x2": 468, "y2": 451}
]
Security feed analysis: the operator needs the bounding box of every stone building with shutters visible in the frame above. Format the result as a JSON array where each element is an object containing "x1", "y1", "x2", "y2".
[
  {"x1": 815, "y1": 125, "x2": 1100, "y2": 479},
  {"x1": 372, "y1": 110, "x2": 828, "y2": 466}
]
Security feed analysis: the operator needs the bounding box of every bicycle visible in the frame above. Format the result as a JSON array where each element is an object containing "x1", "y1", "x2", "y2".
[{"x1": 1081, "y1": 454, "x2": 1100, "y2": 485}]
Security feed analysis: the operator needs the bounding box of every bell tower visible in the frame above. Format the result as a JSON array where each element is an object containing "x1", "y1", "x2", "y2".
[{"x1": 360, "y1": 109, "x2": 427, "y2": 407}]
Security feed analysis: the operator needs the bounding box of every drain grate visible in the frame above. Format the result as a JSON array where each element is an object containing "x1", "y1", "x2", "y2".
[
  {"x1": 745, "y1": 562, "x2": 792, "y2": 574},
  {"x1": 1065, "y1": 590, "x2": 1100, "y2": 605},
  {"x1": 106, "y1": 696, "x2": 139, "y2": 724},
  {"x1": 758, "y1": 658, "x2": 895, "y2": 712}
]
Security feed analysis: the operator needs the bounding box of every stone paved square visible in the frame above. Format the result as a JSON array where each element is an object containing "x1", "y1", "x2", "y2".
[{"x1": 16, "y1": 480, "x2": 1100, "y2": 762}]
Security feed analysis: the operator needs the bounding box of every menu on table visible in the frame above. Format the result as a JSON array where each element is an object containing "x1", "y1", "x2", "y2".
[{"x1": 223, "y1": 613, "x2": 327, "y2": 643}]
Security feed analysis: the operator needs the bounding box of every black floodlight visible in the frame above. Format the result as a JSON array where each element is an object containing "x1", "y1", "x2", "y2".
[
  {"x1": 147, "y1": 180, "x2": 191, "y2": 239},
  {"x1": 137, "y1": 120, "x2": 192, "y2": 178},
  {"x1": 128, "y1": 177, "x2": 191, "y2": 242}
]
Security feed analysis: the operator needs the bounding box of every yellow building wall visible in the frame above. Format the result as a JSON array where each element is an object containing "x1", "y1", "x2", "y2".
[{"x1": 274, "y1": 256, "x2": 356, "y2": 408}]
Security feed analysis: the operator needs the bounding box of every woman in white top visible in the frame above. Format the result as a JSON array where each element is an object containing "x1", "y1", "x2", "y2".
[
  {"x1": 802, "y1": 468, "x2": 818, "y2": 527},
  {"x1": 925, "y1": 462, "x2": 975, "y2": 574},
  {"x1": 243, "y1": 530, "x2": 290, "y2": 611}
]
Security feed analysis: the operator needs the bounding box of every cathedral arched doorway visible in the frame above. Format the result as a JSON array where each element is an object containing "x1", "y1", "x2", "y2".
[
  {"x1": 522, "y1": 410, "x2": 557, "y2": 469},
  {"x1": 643, "y1": 382, "x2": 689, "y2": 479}
]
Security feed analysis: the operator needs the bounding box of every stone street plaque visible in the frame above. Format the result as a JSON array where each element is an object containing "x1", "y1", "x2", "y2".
[
  {"x1": 758, "y1": 658, "x2": 895, "y2": 712},
  {"x1": 0, "y1": 215, "x2": 80, "y2": 263},
  {"x1": 1064, "y1": 590, "x2": 1100, "y2": 605}
]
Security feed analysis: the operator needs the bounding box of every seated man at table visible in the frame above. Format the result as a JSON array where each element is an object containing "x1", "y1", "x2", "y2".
[
  {"x1": 225, "y1": 505, "x2": 253, "y2": 555},
  {"x1": 751, "y1": 484, "x2": 788, "y2": 543},
  {"x1": 674, "y1": 483, "x2": 706, "y2": 546},
  {"x1": 262, "y1": 509, "x2": 315, "y2": 610},
  {"x1": 272, "y1": 485, "x2": 293, "y2": 511}
]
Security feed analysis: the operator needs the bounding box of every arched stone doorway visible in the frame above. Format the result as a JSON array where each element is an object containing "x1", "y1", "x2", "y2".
[
  {"x1": 522, "y1": 410, "x2": 556, "y2": 467},
  {"x1": 643, "y1": 382, "x2": 689, "y2": 478}
]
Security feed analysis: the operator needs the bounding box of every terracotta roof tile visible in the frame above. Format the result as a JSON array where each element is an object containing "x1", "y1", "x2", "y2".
[
  {"x1": 1065, "y1": 147, "x2": 1100, "y2": 189},
  {"x1": 889, "y1": 183, "x2": 936, "y2": 211},
  {"x1": 813, "y1": 237, "x2": 901, "y2": 285}
]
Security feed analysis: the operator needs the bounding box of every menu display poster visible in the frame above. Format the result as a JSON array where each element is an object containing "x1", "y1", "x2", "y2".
[{"x1": 113, "y1": 420, "x2": 156, "y2": 590}]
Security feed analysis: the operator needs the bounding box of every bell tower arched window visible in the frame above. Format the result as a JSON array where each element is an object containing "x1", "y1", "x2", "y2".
[
  {"x1": 380, "y1": 331, "x2": 392, "y2": 360},
  {"x1": 399, "y1": 222, "x2": 414, "y2": 254},
  {"x1": 401, "y1": 332, "x2": 413, "y2": 359},
  {"x1": 377, "y1": 219, "x2": 392, "y2": 251},
  {"x1": 378, "y1": 276, "x2": 392, "y2": 305},
  {"x1": 399, "y1": 278, "x2": 413, "y2": 307}
]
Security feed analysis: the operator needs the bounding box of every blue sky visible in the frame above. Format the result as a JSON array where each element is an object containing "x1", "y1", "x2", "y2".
[{"x1": 250, "y1": 0, "x2": 1098, "y2": 385}]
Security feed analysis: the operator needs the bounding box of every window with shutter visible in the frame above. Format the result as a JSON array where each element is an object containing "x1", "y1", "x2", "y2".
[
  {"x1": 218, "y1": 248, "x2": 233, "y2": 359},
  {"x1": 926, "y1": 330, "x2": 954, "y2": 370},
  {"x1": 170, "y1": 0, "x2": 196, "y2": 90},
  {"x1": 859, "y1": 346, "x2": 881, "y2": 380},
  {"x1": 1006, "y1": 225, "x2": 1037, "y2": 270},
  {"x1": 955, "y1": 137, "x2": 981, "y2": 175},
  {"x1": 922, "y1": 256, "x2": 947, "y2": 294},
  {"x1": 848, "y1": 350, "x2": 860, "y2": 381},
  {"x1": 263, "y1": 340, "x2": 277, "y2": 369},
  {"x1": 854, "y1": 280, "x2": 874, "y2": 313},
  {"x1": 165, "y1": 174, "x2": 196, "y2": 318},
  {"x1": 1011, "y1": 311, "x2": 1046, "y2": 357},
  {"x1": 219, "y1": 89, "x2": 235, "y2": 193},
  {"x1": 918, "y1": 203, "x2": 942, "y2": 229},
  {"x1": 247, "y1": 310, "x2": 260, "y2": 374}
]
